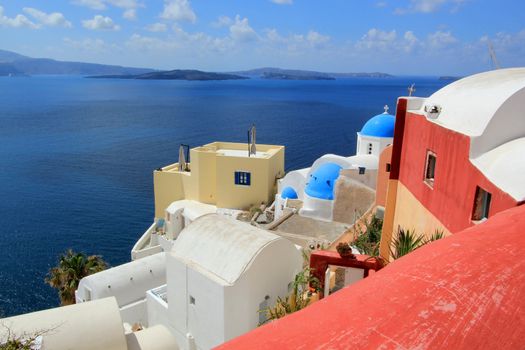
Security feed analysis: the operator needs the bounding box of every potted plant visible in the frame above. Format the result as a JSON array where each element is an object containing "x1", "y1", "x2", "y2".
[{"x1": 336, "y1": 242, "x2": 355, "y2": 259}]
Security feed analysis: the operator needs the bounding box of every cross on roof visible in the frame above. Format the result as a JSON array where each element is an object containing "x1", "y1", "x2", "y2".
[
  {"x1": 383, "y1": 105, "x2": 389, "y2": 114},
  {"x1": 408, "y1": 83, "x2": 416, "y2": 96}
]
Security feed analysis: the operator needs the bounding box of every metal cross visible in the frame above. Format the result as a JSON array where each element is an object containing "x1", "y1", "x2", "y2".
[{"x1": 408, "y1": 83, "x2": 416, "y2": 96}]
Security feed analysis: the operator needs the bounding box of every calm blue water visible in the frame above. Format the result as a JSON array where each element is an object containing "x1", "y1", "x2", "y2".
[{"x1": 0, "y1": 75, "x2": 447, "y2": 316}]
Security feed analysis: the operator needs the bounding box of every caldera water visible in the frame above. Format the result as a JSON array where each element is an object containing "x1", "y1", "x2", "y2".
[{"x1": 0, "y1": 75, "x2": 447, "y2": 316}]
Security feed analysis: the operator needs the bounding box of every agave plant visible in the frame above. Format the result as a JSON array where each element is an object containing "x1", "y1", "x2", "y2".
[
  {"x1": 389, "y1": 227, "x2": 426, "y2": 260},
  {"x1": 425, "y1": 229, "x2": 445, "y2": 244},
  {"x1": 46, "y1": 249, "x2": 107, "y2": 305},
  {"x1": 258, "y1": 264, "x2": 320, "y2": 325}
]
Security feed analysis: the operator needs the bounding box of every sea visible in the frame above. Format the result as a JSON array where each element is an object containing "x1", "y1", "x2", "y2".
[{"x1": 0, "y1": 75, "x2": 448, "y2": 317}]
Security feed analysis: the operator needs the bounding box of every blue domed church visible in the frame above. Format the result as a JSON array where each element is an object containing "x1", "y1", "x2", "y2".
[
  {"x1": 357, "y1": 105, "x2": 395, "y2": 157},
  {"x1": 275, "y1": 106, "x2": 395, "y2": 224}
]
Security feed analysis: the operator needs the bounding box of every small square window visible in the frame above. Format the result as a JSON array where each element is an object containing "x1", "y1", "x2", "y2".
[
  {"x1": 472, "y1": 186, "x2": 491, "y2": 221},
  {"x1": 358, "y1": 167, "x2": 366, "y2": 175},
  {"x1": 234, "y1": 171, "x2": 251, "y2": 186},
  {"x1": 424, "y1": 151, "x2": 436, "y2": 187},
  {"x1": 386, "y1": 163, "x2": 391, "y2": 172}
]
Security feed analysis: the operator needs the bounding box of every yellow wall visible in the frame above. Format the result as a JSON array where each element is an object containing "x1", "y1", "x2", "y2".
[
  {"x1": 153, "y1": 142, "x2": 284, "y2": 217},
  {"x1": 153, "y1": 167, "x2": 188, "y2": 218},
  {"x1": 379, "y1": 180, "x2": 451, "y2": 260},
  {"x1": 192, "y1": 148, "x2": 217, "y2": 204}
]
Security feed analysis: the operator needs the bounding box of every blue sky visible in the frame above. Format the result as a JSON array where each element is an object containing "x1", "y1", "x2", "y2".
[{"x1": 1, "y1": 0, "x2": 524, "y2": 75}]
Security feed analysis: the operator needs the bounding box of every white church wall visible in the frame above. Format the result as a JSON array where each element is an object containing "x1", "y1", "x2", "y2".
[
  {"x1": 357, "y1": 134, "x2": 393, "y2": 158},
  {"x1": 277, "y1": 168, "x2": 309, "y2": 200}
]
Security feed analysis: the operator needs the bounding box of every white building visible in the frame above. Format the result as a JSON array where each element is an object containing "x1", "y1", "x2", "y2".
[
  {"x1": 165, "y1": 214, "x2": 302, "y2": 349},
  {"x1": 275, "y1": 106, "x2": 395, "y2": 221},
  {"x1": 73, "y1": 213, "x2": 302, "y2": 350}
]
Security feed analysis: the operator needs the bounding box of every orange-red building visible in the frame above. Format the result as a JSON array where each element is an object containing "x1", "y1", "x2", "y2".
[{"x1": 380, "y1": 68, "x2": 525, "y2": 258}]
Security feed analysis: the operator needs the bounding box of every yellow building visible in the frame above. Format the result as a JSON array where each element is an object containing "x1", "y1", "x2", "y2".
[{"x1": 153, "y1": 141, "x2": 285, "y2": 218}]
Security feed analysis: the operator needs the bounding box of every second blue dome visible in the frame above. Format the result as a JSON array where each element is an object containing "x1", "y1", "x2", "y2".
[{"x1": 360, "y1": 112, "x2": 395, "y2": 138}]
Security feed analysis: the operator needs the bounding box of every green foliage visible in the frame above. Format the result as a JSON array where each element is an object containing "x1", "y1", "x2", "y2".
[
  {"x1": 46, "y1": 249, "x2": 107, "y2": 306},
  {"x1": 0, "y1": 325, "x2": 50, "y2": 350},
  {"x1": 351, "y1": 215, "x2": 383, "y2": 256},
  {"x1": 258, "y1": 264, "x2": 320, "y2": 325},
  {"x1": 390, "y1": 227, "x2": 446, "y2": 260},
  {"x1": 426, "y1": 229, "x2": 444, "y2": 244}
]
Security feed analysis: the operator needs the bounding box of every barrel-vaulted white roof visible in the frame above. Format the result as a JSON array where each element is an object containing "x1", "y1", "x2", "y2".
[
  {"x1": 471, "y1": 137, "x2": 525, "y2": 201},
  {"x1": 171, "y1": 214, "x2": 289, "y2": 285},
  {"x1": 419, "y1": 68, "x2": 525, "y2": 137},
  {"x1": 414, "y1": 68, "x2": 525, "y2": 201}
]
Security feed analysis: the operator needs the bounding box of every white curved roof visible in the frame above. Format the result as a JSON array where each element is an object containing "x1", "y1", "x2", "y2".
[
  {"x1": 471, "y1": 137, "x2": 525, "y2": 201},
  {"x1": 171, "y1": 214, "x2": 285, "y2": 285},
  {"x1": 166, "y1": 199, "x2": 217, "y2": 221},
  {"x1": 419, "y1": 68, "x2": 525, "y2": 136}
]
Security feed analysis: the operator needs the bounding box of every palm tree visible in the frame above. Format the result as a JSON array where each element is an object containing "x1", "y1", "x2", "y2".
[{"x1": 46, "y1": 249, "x2": 107, "y2": 305}]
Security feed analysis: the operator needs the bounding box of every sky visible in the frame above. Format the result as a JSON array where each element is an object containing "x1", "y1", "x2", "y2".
[{"x1": 0, "y1": 0, "x2": 524, "y2": 75}]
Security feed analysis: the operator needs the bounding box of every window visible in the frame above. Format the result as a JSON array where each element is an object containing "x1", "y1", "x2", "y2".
[
  {"x1": 367, "y1": 143, "x2": 373, "y2": 155},
  {"x1": 386, "y1": 163, "x2": 391, "y2": 172},
  {"x1": 234, "y1": 171, "x2": 251, "y2": 186},
  {"x1": 424, "y1": 151, "x2": 436, "y2": 187},
  {"x1": 189, "y1": 295, "x2": 196, "y2": 305},
  {"x1": 472, "y1": 186, "x2": 491, "y2": 221},
  {"x1": 358, "y1": 167, "x2": 366, "y2": 175}
]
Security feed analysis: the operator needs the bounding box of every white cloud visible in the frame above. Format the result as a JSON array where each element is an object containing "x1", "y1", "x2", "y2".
[
  {"x1": 72, "y1": 0, "x2": 140, "y2": 10},
  {"x1": 395, "y1": 0, "x2": 466, "y2": 14},
  {"x1": 72, "y1": 0, "x2": 107, "y2": 10},
  {"x1": 146, "y1": 22, "x2": 167, "y2": 32},
  {"x1": 63, "y1": 37, "x2": 114, "y2": 52},
  {"x1": 82, "y1": 15, "x2": 120, "y2": 30},
  {"x1": 123, "y1": 9, "x2": 136, "y2": 20},
  {"x1": 307, "y1": 31, "x2": 330, "y2": 47},
  {"x1": 211, "y1": 15, "x2": 232, "y2": 28},
  {"x1": 160, "y1": 0, "x2": 196, "y2": 23},
  {"x1": 271, "y1": 0, "x2": 293, "y2": 4},
  {"x1": 107, "y1": 0, "x2": 140, "y2": 9},
  {"x1": 356, "y1": 28, "x2": 397, "y2": 50},
  {"x1": 229, "y1": 15, "x2": 257, "y2": 42},
  {"x1": 0, "y1": 6, "x2": 39, "y2": 29},
  {"x1": 403, "y1": 30, "x2": 419, "y2": 52},
  {"x1": 23, "y1": 8, "x2": 72, "y2": 28},
  {"x1": 427, "y1": 30, "x2": 457, "y2": 49}
]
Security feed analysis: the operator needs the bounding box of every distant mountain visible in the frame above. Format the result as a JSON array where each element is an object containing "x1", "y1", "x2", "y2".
[
  {"x1": 262, "y1": 72, "x2": 335, "y2": 81},
  {"x1": 88, "y1": 69, "x2": 248, "y2": 81},
  {"x1": 0, "y1": 49, "x2": 153, "y2": 76},
  {"x1": 232, "y1": 67, "x2": 393, "y2": 80}
]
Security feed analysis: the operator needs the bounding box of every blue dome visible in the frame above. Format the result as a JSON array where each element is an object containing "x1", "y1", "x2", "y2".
[
  {"x1": 360, "y1": 112, "x2": 395, "y2": 138},
  {"x1": 305, "y1": 163, "x2": 342, "y2": 200},
  {"x1": 281, "y1": 186, "x2": 298, "y2": 199}
]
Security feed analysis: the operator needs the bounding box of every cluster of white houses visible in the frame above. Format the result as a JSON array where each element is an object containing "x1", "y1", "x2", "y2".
[{"x1": 2, "y1": 68, "x2": 525, "y2": 350}]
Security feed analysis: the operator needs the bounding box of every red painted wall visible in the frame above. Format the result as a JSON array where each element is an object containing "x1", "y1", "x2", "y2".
[{"x1": 398, "y1": 108, "x2": 517, "y2": 233}]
